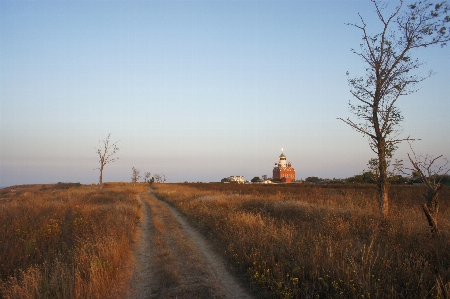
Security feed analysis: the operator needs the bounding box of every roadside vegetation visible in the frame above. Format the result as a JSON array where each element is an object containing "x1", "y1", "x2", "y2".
[
  {"x1": 0, "y1": 183, "x2": 144, "y2": 299},
  {"x1": 154, "y1": 183, "x2": 450, "y2": 298}
]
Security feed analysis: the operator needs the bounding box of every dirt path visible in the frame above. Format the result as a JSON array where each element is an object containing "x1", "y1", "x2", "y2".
[
  {"x1": 128, "y1": 191, "x2": 254, "y2": 299},
  {"x1": 127, "y1": 194, "x2": 158, "y2": 298}
]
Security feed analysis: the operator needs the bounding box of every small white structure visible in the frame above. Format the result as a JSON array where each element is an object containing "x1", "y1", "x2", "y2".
[{"x1": 228, "y1": 175, "x2": 245, "y2": 184}]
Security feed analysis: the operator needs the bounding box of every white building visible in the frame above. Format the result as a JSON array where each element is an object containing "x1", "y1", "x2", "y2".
[{"x1": 228, "y1": 175, "x2": 245, "y2": 184}]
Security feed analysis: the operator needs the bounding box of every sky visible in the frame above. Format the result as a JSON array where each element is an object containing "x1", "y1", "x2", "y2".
[{"x1": 1, "y1": 0, "x2": 449, "y2": 186}]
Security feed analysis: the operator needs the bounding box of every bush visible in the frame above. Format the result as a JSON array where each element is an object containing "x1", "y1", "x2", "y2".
[{"x1": 54, "y1": 182, "x2": 82, "y2": 189}]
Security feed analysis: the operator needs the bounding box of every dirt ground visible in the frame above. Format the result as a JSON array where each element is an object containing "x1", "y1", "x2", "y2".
[{"x1": 127, "y1": 190, "x2": 254, "y2": 299}]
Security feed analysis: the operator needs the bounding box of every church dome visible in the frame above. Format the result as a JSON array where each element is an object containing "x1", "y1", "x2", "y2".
[{"x1": 279, "y1": 153, "x2": 286, "y2": 160}]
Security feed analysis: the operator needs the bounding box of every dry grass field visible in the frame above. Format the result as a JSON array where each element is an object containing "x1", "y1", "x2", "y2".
[
  {"x1": 0, "y1": 183, "x2": 146, "y2": 299},
  {"x1": 2, "y1": 182, "x2": 449, "y2": 298},
  {"x1": 154, "y1": 183, "x2": 450, "y2": 299}
]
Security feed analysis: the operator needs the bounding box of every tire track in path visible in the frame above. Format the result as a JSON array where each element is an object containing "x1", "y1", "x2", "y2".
[
  {"x1": 128, "y1": 194, "x2": 158, "y2": 298},
  {"x1": 128, "y1": 191, "x2": 254, "y2": 299}
]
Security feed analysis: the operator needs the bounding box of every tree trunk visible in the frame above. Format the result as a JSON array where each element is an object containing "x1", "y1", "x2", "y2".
[
  {"x1": 422, "y1": 204, "x2": 439, "y2": 236},
  {"x1": 99, "y1": 164, "x2": 104, "y2": 189},
  {"x1": 377, "y1": 143, "x2": 389, "y2": 219},
  {"x1": 426, "y1": 188, "x2": 439, "y2": 216},
  {"x1": 379, "y1": 179, "x2": 389, "y2": 219},
  {"x1": 423, "y1": 188, "x2": 440, "y2": 237},
  {"x1": 373, "y1": 80, "x2": 389, "y2": 219}
]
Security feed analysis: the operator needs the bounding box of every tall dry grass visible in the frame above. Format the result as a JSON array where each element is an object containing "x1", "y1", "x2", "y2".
[
  {"x1": 154, "y1": 183, "x2": 450, "y2": 298},
  {"x1": 0, "y1": 183, "x2": 145, "y2": 299}
]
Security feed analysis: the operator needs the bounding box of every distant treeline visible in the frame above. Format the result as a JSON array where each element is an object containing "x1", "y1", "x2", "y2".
[
  {"x1": 46, "y1": 182, "x2": 82, "y2": 190},
  {"x1": 340, "y1": 173, "x2": 450, "y2": 185}
]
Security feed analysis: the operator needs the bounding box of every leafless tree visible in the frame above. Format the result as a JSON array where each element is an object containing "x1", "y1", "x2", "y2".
[
  {"x1": 154, "y1": 173, "x2": 162, "y2": 183},
  {"x1": 162, "y1": 174, "x2": 166, "y2": 183},
  {"x1": 406, "y1": 146, "x2": 449, "y2": 237},
  {"x1": 131, "y1": 167, "x2": 141, "y2": 183},
  {"x1": 144, "y1": 172, "x2": 151, "y2": 182},
  {"x1": 340, "y1": 0, "x2": 449, "y2": 219},
  {"x1": 95, "y1": 134, "x2": 120, "y2": 189}
]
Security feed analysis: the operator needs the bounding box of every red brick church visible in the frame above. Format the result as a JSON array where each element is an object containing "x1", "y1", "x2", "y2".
[{"x1": 273, "y1": 150, "x2": 296, "y2": 183}]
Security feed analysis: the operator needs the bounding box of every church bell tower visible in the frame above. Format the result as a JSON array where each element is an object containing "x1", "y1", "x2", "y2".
[{"x1": 273, "y1": 149, "x2": 296, "y2": 183}]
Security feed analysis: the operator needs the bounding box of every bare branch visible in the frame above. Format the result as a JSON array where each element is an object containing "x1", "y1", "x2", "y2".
[
  {"x1": 94, "y1": 134, "x2": 120, "y2": 188},
  {"x1": 343, "y1": 0, "x2": 449, "y2": 219},
  {"x1": 131, "y1": 167, "x2": 141, "y2": 183},
  {"x1": 406, "y1": 144, "x2": 449, "y2": 236},
  {"x1": 338, "y1": 117, "x2": 376, "y2": 138}
]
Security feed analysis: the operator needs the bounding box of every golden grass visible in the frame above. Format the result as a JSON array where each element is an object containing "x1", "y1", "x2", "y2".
[
  {"x1": 0, "y1": 183, "x2": 146, "y2": 299},
  {"x1": 154, "y1": 183, "x2": 450, "y2": 299}
]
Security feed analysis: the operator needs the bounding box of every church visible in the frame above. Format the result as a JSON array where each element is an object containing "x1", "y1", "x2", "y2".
[{"x1": 272, "y1": 150, "x2": 296, "y2": 183}]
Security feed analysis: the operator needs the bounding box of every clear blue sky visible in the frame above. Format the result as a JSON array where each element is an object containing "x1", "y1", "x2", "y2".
[{"x1": 1, "y1": 0, "x2": 449, "y2": 186}]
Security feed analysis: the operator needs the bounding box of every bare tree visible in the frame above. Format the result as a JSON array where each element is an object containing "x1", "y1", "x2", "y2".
[
  {"x1": 153, "y1": 174, "x2": 161, "y2": 183},
  {"x1": 162, "y1": 174, "x2": 166, "y2": 183},
  {"x1": 406, "y1": 147, "x2": 449, "y2": 237},
  {"x1": 340, "y1": 0, "x2": 449, "y2": 219},
  {"x1": 144, "y1": 172, "x2": 151, "y2": 182},
  {"x1": 131, "y1": 167, "x2": 141, "y2": 183},
  {"x1": 95, "y1": 134, "x2": 120, "y2": 189}
]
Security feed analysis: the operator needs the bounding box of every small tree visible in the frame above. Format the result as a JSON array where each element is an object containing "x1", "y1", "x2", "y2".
[
  {"x1": 131, "y1": 167, "x2": 141, "y2": 183},
  {"x1": 144, "y1": 172, "x2": 151, "y2": 182},
  {"x1": 340, "y1": 0, "x2": 450, "y2": 219},
  {"x1": 251, "y1": 176, "x2": 261, "y2": 183},
  {"x1": 154, "y1": 174, "x2": 162, "y2": 183},
  {"x1": 406, "y1": 148, "x2": 449, "y2": 236},
  {"x1": 95, "y1": 134, "x2": 120, "y2": 189},
  {"x1": 305, "y1": 176, "x2": 322, "y2": 183}
]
